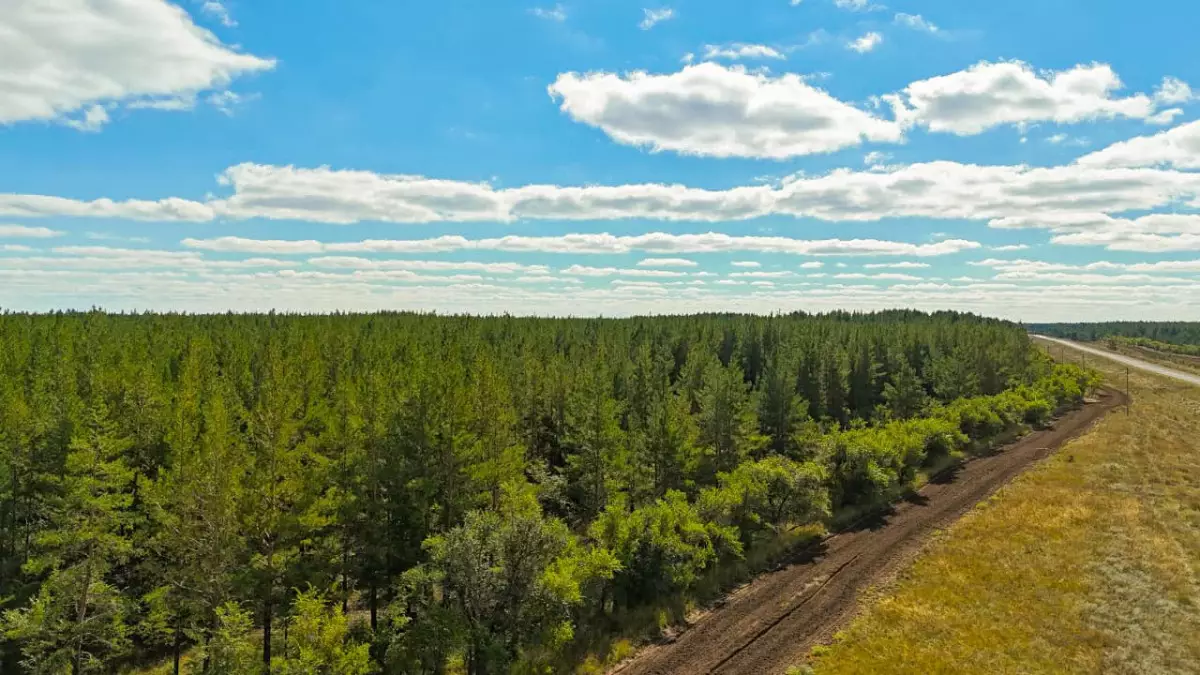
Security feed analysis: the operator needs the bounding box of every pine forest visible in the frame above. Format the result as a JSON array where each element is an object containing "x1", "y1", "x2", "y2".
[{"x1": 0, "y1": 310, "x2": 1098, "y2": 674}]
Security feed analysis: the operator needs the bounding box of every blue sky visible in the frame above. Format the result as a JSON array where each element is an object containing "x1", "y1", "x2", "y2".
[{"x1": 3, "y1": 0, "x2": 1200, "y2": 319}]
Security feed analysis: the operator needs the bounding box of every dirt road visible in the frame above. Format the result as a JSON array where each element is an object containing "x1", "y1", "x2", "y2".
[
  {"x1": 1034, "y1": 335, "x2": 1200, "y2": 387},
  {"x1": 611, "y1": 389, "x2": 1128, "y2": 675}
]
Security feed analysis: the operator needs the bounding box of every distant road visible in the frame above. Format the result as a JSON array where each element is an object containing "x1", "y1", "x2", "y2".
[{"x1": 1033, "y1": 335, "x2": 1200, "y2": 387}]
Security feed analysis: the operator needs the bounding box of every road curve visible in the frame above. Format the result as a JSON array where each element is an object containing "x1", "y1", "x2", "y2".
[
  {"x1": 1033, "y1": 335, "x2": 1200, "y2": 387},
  {"x1": 609, "y1": 389, "x2": 1127, "y2": 675}
]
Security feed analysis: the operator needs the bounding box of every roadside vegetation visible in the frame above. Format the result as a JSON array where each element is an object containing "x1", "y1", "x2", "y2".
[
  {"x1": 800, "y1": 341, "x2": 1200, "y2": 674},
  {"x1": 0, "y1": 311, "x2": 1093, "y2": 674}
]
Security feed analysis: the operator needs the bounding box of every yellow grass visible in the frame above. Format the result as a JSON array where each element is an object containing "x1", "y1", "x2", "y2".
[{"x1": 803, "y1": 347, "x2": 1200, "y2": 674}]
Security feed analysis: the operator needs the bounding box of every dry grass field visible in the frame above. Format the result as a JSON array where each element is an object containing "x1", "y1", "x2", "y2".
[{"x1": 801, "y1": 345, "x2": 1200, "y2": 674}]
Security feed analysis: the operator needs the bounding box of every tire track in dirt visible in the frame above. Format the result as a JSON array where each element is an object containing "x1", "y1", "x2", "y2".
[{"x1": 610, "y1": 389, "x2": 1127, "y2": 675}]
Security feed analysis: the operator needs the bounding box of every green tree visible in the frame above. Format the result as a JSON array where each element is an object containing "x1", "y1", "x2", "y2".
[
  {"x1": 274, "y1": 589, "x2": 371, "y2": 675},
  {"x1": 697, "y1": 361, "x2": 764, "y2": 478},
  {"x1": 403, "y1": 490, "x2": 614, "y2": 674},
  {"x1": 882, "y1": 354, "x2": 928, "y2": 420},
  {"x1": 3, "y1": 397, "x2": 134, "y2": 674},
  {"x1": 563, "y1": 362, "x2": 628, "y2": 522}
]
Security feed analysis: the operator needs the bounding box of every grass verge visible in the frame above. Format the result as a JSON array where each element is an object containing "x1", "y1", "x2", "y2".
[{"x1": 800, "y1": 347, "x2": 1200, "y2": 674}]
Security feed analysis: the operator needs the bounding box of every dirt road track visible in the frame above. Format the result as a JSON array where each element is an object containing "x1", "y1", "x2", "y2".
[{"x1": 611, "y1": 389, "x2": 1128, "y2": 675}]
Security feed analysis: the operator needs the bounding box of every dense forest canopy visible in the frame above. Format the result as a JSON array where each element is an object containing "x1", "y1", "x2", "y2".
[
  {"x1": 0, "y1": 310, "x2": 1096, "y2": 674},
  {"x1": 1028, "y1": 321, "x2": 1200, "y2": 346}
]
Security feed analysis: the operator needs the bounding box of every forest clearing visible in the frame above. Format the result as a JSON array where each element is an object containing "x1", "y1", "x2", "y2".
[{"x1": 801, "y1": 338, "x2": 1200, "y2": 674}]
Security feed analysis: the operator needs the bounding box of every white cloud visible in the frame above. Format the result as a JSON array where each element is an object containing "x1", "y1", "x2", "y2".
[
  {"x1": 562, "y1": 265, "x2": 688, "y2": 278},
  {"x1": 548, "y1": 63, "x2": 901, "y2": 159},
  {"x1": 702, "y1": 43, "x2": 785, "y2": 61},
  {"x1": 529, "y1": 4, "x2": 567, "y2": 21},
  {"x1": 799, "y1": 261, "x2": 824, "y2": 269},
  {"x1": 206, "y1": 90, "x2": 244, "y2": 115},
  {"x1": 835, "y1": 272, "x2": 922, "y2": 281},
  {"x1": 885, "y1": 61, "x2": 1160, "y2": 135},
  {"x1": 847, "y1": 32, "x2": 883, "y2": 53},
  {"x1": 637, "y1": 257, "x2": 699, "y2": 267},
  {"x1": 0, "y1": 224, "x2": 63, "y2": 238},
  {"x1": 750, "y1": 281, "x2": 776, "y2": 287},
  {"x1": 1077, "y1": 119, "x2": 1200, "y2": 169},
  {"x1": 731, "y1": 271, "x2": 792, "y2": 278},
  {"x1": 201, "y1": 0, "x2": 236, "y2": 27},
  {"x1": 1147, "y1": 108, "x2": 1184, "y2": 126},
  {"x1": 0, "y1": 244, "x2": 33, "y2": 252},
  {"x1": 863, "y1": 261, "x2": 930, "y2": 269},
  {"x1": 0, "y1": 193, "x2": 215, "y2": 221},
  {"x1": 991, "y1": 244, "x2": 1030, "y2": 252},
  {"x1": 863, "y1": 151, "x2": 892, "y2": 166},
  {"x1": 640, "y1": 8, "x2": 675, "y2": 30},
  {"x1": 63, "y1": 105, "x2": 110, "y2": 132},
  {"x1": 306, "y1": 257, "x2": 548, "y2": 274},
  {"x1": 1155, "y1": 77, "x2": 1194, "y2": 104},
  {"x1": 4, "y1": 264, "x2": 1197, "y2": 320},
  {"x1": 184, "y1": 232, "x2": 981, "y2": 257},
  {"x1": 13, "y1": 158, "x2": 1200, "y2": 231},
  {"x1": 834, "y1": 0, "x2": 870, "y2": 10},
  {"x1": 894, "y1": 13, "x2": 938, "y2": 33},
  {"x1": 0, "y1": 246, "x2": 296, "y2": 271},
  {"x1": 731, "y1": 261, "x2": 762, "y2": 268},
  {"x1": 1, "y1": 0, "x2": 274, "y2": 129}
]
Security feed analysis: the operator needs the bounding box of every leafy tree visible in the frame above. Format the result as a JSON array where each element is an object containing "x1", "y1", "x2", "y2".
[
  {"x1": 194, "y1": 603, "x2": 260, "y2": 675},
  {"x1": 402, "y1": 489, "x2": 613, "y2": 674},
  {"x1": 706, "y1": 457, "x2": 830, "y2": 535},
  {"x1": 274, "y1": 589, "x2": 371, "y2": 675}
]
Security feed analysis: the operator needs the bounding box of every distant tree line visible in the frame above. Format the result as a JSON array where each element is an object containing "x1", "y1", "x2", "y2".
[
  {"x1": 0, "y1": 310, "x2": 1096, "y2": 674},
  {"x1": 1029, "y1": 321, "x2": 1200, "y2": 346}
]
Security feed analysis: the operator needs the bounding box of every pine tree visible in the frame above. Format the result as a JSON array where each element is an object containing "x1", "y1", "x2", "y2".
[
  {"x1": 697, "y1": 361, "x2": 765, "y2": 478},
  {"x1": 883, "y1": 354, "x2": 928, "y2": 419},
  {"x1": 563, "y1": 361, "x2": 628, "y2": 522},
  {"x1": 3, "y1": 397, "x2": 134, "y2": 674},
  {"x1": 757, "y1": 355, "x2": 806, "y2": 458}
]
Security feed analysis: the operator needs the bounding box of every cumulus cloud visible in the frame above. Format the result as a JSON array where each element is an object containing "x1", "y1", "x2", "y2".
[
  {"x1": 1076, "y1": 119, "x2": 1200, "y2": 169},
  {"x1": 885, "y1": 61, "x2": 1161, "y2": 135},
  {"x1": 1155, "y1": 77, "x2": 1194, "y2": 104},
  {"x1": 548, "y1": 60, "x2": 1184, "y2": 158},
  {"x1": 895, "y1": 13, "x2": 938, "y2": 33},
  {"x1": 306, "y1": 257, "x2": 549, "y2": 274},
  {"x1": 731, "y1": 261, "x2": 762, "y2": 268},
  {"x1": 863, "y1": 261, "x2": 930, "y2": 269},
  {"x1": 0, "y1": 224, "x2": 63, "y2": 238},
  {"x1": 201, "y1": 0, "x2": 236, "y2": 27},
  {"x1": 0, "y1": 193, "x2": 216, "y2": 221},
  {"x1": 184, "y1": 232, "x2": 981, "y2": 257},
  {"x1": 639, "y1": 7, "x2": 674, "y2": 30},
  {"x1": 637, "y1": 257, "x2": 699, "y2": 267},
  {"x1": 1, "y1": 0, "x2": 274, "y2": 129},
  {"x1": 799, "y1": 261, "x2": 824, "y2": 269},
  {"x1": 702, "y1": 43, "x2": 785, "y2": 61},
  {"x1": 11, "y1": 158, "x2": 1200, "y2": 231},
  {"x1": 547, "y1": 63, "x2": 902, "y2": 159},
  {"x1": 562, "y1": 265, "x2": 688, "y2": 277},
  {"x1": 731, "y1": 270, "x2": 793, "y2": 278},
  {"x1": 847, "y1": 32, "x2": 883, "y2": 53}
]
